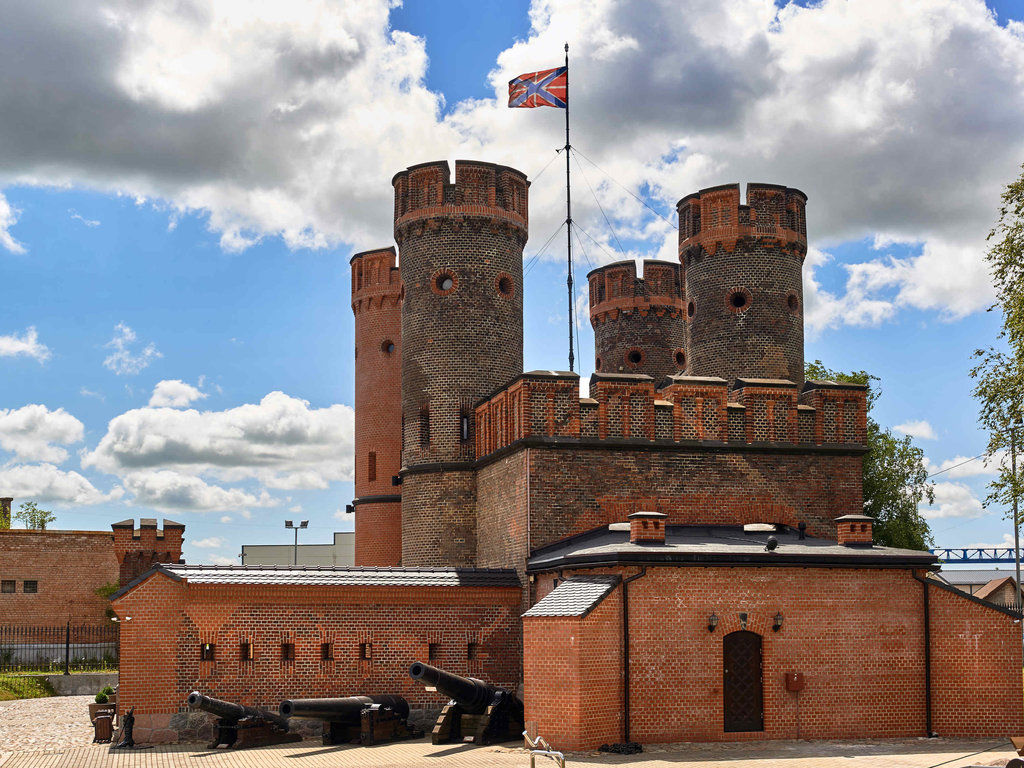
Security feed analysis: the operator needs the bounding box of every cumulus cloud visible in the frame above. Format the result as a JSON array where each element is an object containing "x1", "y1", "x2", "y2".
[
  {"x1": 192, "y1": 536, "x2": 227, "y2": 549},
  {"x1": 149, "y1": 379, "x2": 207, "y2": 408},
  {"x1": 204, "y1": 554, "x2": 237, "y2": 566},
  {"x1": 0, "y1": 463, "x2": 119, "y2": 505},
  {"x1": 0, "y1": 327, "x2": 51, "y2": 363},
  {"x1": 0, "y1": 192, "x2": 26, "y2": 254},
  {"x1": 103, "y1": 323, "x2": 161, "y2": 375},
  {"x1": 0, "y1": 404, "x2": 84, "y2": 463},
  {"x1": 894, "y1": 420, "x2": 938, "y2": 441},
  {"x1": 921, "y1": 481, "x2": 986, "y2": 519},
  {"x1": 120, "y1": 469, "x2": 274, "y2": 512},
  {"x1": 84, "y1": 391, "x2": 354, "y2": 494}
]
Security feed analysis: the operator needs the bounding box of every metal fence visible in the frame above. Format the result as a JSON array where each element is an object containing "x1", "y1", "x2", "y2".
[{"x1": 0, "y1": 623, "x2": 118, "y2": 673}]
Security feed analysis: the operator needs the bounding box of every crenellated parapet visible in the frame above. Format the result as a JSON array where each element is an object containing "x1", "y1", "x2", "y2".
[
  {"x1": 588, "y1": 260, "x2": 684, "y2": 321},
  {"x1": 676, "y1": 183, "x2": 807, "y2": 260},
  {"x1": 351, "y1": 247, "x2": 402, "y2": 314},
  {"x1": 392, "y1": 160, "x2": 529, "y2": 246},
  {"x1": 474, "y1": 372, "x2": 867, "y2": 460}
]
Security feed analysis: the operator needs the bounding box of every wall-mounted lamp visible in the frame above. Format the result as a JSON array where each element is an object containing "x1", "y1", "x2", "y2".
[
  {"x1": 773, "y1": 611, "x2": 784, "y2": 632},
  {"x1": 707, "y1": 612, "x2": 718, "y2": 633},
  {"x1": 344, "y1": 504, "x2": 354, "y2": 514}
]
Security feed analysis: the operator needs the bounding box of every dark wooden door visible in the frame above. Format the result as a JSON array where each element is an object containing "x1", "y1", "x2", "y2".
[{"x1": 723, "y1": 630, "x2": 764, "y2": 732}]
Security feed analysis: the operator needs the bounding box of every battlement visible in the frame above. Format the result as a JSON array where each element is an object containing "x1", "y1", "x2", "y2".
[
  {"x1": 474, "y1": 371, "x2": 866, "y2": 459},
  {"x1": 351, "y1": 246, "x2": 402, "y2": 313},
  {"x1": 111, "y1": 518, "x2": 185, "y2": 585},
  {"x1": 392, "y1": 160, "x2": 529, "y2": 243},
  {"x1": 676, "y1": 183, "x2": 807, "y2": 260},
  {"x1": 588, "y1": 259, "x2": 684, "y2": 323}
]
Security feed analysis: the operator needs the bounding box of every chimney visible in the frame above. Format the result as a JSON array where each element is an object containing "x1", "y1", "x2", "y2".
[
  {"x1": 629, "y1": 510, "x2": 667, "y2": 545},
  {"x1": 0, "y1": 498, "x2": 11, "y2": 529},
  {"x1": 835, "y1": 514, "x2": 873, "y2": 547}
]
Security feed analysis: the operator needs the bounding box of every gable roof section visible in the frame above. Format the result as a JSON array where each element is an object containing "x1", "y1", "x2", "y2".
[
  {"x1": 523, "y1": 575, "x2": 621, "y2": 619},
  {"x1": 974, "y1": 576, "x2": 1018, "y2": 602}
]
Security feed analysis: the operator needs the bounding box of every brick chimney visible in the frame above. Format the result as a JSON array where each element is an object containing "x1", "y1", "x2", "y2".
[
  {"x1": 835, "y1": 514, "x2": 873, "y2": 547},
  {"x1": 629, "y1": 510, "x2": 667, "y2": 544},
  {"x1": 0, "y1": 498, "x2": 11, "y2": 529}
]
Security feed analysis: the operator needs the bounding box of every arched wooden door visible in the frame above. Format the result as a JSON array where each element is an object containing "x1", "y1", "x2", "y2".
[{"x1": 723, "y1": 630, "x2": 764, "y2": 732}]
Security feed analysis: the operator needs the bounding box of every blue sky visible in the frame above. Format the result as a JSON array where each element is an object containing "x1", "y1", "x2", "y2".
[{"x1": 1, "y1": 0, "x2": 1023, "y2": 567}]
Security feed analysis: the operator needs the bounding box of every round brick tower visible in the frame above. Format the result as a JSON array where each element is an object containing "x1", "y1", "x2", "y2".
[
  {"x1": 393, "y1": 160, "x2": 529, "y2": 566},
  {"x1": 350, "y1": 247, "x2": 403, "y2": 566},
  {"x1": 588, "y1": 259, "x2": 686, "y2": 383},
  {"x1": 676, "y1": 183, "x2": 807, "y2": 387}
]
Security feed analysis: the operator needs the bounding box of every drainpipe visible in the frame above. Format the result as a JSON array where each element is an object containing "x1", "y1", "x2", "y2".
[
  {"x1": 622, "y1": 567, "x2": 647, "y2": 744},
  {"x1": 913, "y1": 573, "x2": 933, "y2": 737}
]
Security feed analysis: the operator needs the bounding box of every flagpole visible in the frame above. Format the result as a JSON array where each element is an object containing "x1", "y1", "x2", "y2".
[{"x1": 564, "y1": 42, "x2": 574, "y2": 373}]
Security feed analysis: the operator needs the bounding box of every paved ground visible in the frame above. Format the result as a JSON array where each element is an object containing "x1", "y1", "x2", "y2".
[
  {"x1": 0, "y1": 697, "x2": 1016, "y2": 768},
  {"x1": 0, "y1": 736, "x2": 1017, "y2": 768}
]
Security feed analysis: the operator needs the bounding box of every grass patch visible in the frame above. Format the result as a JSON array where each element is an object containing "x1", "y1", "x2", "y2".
[{"x1": 0, "y1": 675, "x2": 55, "y2": 701}]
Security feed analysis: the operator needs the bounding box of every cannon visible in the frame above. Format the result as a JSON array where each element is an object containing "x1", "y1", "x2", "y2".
[
  {"x1": 186, "y1": 691, "x2": 301, "y2": 750},
  {"x1": 279, "y1": 694, "x2": 420, "y2": 746},
  {"x1": 409, "y1": 661, "x2": 524, "y2": 745}
]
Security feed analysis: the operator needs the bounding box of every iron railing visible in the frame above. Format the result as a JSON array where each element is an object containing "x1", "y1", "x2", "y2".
[{"x1": 0, "y1": 623, "x2": 118, "y2": 673}]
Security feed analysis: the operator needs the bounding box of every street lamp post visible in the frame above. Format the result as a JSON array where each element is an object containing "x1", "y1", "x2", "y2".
[{"x1": 284, "y1": 520, "x2": 309, "y2": 566}]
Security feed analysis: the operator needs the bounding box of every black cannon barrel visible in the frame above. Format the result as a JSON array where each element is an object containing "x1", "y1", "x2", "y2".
[
  {"x1": 279, "y1": 695, "x2": 409, "y2": 722},
  {"x1": 186, "y1": 691, "x2": 290, "y2": 732},
  {"x1": 408, "y1": 661, "x2": 495, "y2": 714}
]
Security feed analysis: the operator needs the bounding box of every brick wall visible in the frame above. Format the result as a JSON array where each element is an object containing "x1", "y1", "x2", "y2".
[
  {"x1": 112, "y1": 574, "x2": 522, "y2": 743},
  {"x1": 112, "y1": 519, "x2": 184, "y2": 584},
  {"x1": 351, "y1": 246, "x2": 403, "y2": 565},
  {"x1": 0, "y1": 529, "x2": 119, "y2": 626}
]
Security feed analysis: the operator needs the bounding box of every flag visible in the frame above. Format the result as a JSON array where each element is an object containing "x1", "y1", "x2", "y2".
[{"x1": 508, "y1": 66, "x2": 568, "y2": 109}]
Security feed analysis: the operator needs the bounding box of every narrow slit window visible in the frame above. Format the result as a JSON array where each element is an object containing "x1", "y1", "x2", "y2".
[
  {"x1": 367, "y1": 451, "x2": 377, "y2": 482},
  {"x1": 467, "y1": 642, "x2": 479, "y2": 661},
  {"x1": 281, "y1": 643, "x2": 295, "y2": 661},
  {"x1": 200, "y1": 643, "x2": 216, "y2": 661},
  {"x1": 320, "y1": 643, "x2": 333, "y2": 661},
  {"x1": 420, "y1": 409, "x2": 430, "y2": 447},
  {"x1": 239, "y1": 642, "x2": 253, "y2": 661},
  {"x1": 460, "y1": 414, "x2": 470, "y2": 443},
  {"x1": 359, "y1": 642, "x2": 372, "y2": 660}
]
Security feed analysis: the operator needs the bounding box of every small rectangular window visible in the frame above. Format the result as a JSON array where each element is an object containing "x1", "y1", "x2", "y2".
[
  {"x1": 428, "y1": 643, "x2": 439, "y2": 661},
  {"x1": 320, "y1": 642, "x2": 333, "y2": 661},
  {"x1": 359, "y1": 642, "x2": 372, "y2": 660},
  {"x1": 200, "y1": 643, "x2": 216, "y2": 661},
  {"x1": 368, "y1": 452, "x2": 377, "y2": 482},
  {"x1": 467, "y1": 642, "x2": 479, "y2": 661},
  {"x1": 460, "y1": 414, "x2": 470, "y2": 443},
  {"x1": 419, "y1": 409, "x2": 430, "y2": 447},
  {"x1": 281, "y1": 643, "x2": 295, "y2": 661},
  {"x1": 22, "y1": 581, "x2": 37, "y2": 594},
  {"x1": 0, "y1": 581, "x2": 14, "y2": 594},
  {"x1": 239, "y1": 642, "x2": 253, "y2": 661}
]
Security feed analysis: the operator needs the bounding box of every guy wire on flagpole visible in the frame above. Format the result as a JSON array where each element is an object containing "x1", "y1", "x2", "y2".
[{"x1": 564, "y1": 42, "x2": 574, "y2": 373}]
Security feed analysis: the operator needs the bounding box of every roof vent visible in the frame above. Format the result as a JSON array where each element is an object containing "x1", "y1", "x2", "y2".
[
  {"x1": 628, "y1": 510, "x2": 667, "y2": 545},
  {"x1": 835, "y1": 514, "x2": 873, "y2": 547}
]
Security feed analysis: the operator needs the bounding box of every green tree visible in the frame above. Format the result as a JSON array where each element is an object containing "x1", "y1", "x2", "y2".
[
  {"x1": 970, "y1": 163, "x2": 1024, "y2": 515},
  {"x1": 806, "y1": 360, "x2": 934, "y2": 550},
  {"x1": 14, "y1": 501, "x2": 56, "y2": 530}
]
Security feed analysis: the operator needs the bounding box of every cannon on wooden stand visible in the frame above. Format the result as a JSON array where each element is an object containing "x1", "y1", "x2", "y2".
[
  {"x1": 409, "y1": 661, "x2": 524, "y2": 745},
  {"x1": 186, "y1": 691, "x2": 301, "y2": 750},
  {"x1": 279, "y1": 694, "x2": 419, "y2": 746}
]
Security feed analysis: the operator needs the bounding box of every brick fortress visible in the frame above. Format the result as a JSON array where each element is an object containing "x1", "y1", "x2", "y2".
[{"x1": 112, "y1": 160, "x2": 1023, "y2": 747}]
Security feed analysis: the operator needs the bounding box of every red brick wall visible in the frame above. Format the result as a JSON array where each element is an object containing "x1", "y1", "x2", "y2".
[
  {"x1": 523, "y1": 587, "x2": 623, "y2": 751},
  {"x1": 0, "y1": 529, "x2": 119, "y2": 626},
  {"x1": 927, "y1": 579, "x2": 1024, "y2": 736},
  {"x1": 111, "y1": 521, "x2": 184, "y2": 584},
  {"x1": 351, "y1": 246, "x2": 403, "y2": 566},
  {"x1": 112, "y1": 574, "x2": 523, "y2": 741}
]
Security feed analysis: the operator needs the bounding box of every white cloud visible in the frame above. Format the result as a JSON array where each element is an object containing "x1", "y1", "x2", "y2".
[
  {"x1": 333, "y1": 507, "x2": 351, "y2": 521},
  {"x1": 921, "y1": 481, "x2": 986, "y2": 520},
  {"x1": 80, "y1": 387, "x2": 104, "y2": 401},
  {"x1": 205, "y1": 554, "x2": 237, "y2": 566},
  {"x1": 0, "y1": 463, "x2": 120, "y2": 505},
  {"x1": 120, "y1": 470, "x2": 274, "y2": 512},
  {"x1": 68, "y1": 209, "x2": 100, "y2": 227},
  {"x1": 966, "y1": 532, "x2": 1016, "y2": 549},
  {"x1": 219, "y1": 515, "x2": 233, "y2": 523},
  {"x1": 0, "y1": 192, "x2": 26, "y2": 254},
  {"x1": 149, "y1": 379, "x2": 207, "y2": 408},
  {"x1": 0, "y1": 327, "x2": 51, "y2": 363},
  {"x1": 924, "y1": 451, "x2": 1005, "y2": 479},
  {"x1": 289, "y1": 504, "x2": 302, "y2": 513},
  {"x1": 894, "y1": 420, "x2": 938, "y2": 441},
  {"x1": 192, "y1": 536, "x2": 226, "y2": 549},
  {"x1": 0, "y1": 404, "x2": 84, "y2": 463},
  {"x1": 103, "y1": 323, "x2": 161, "y2": 375}
]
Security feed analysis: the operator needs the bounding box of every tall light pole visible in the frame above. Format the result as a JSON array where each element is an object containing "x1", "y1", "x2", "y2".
[{"x1": 285, "y1": 520, "x2": 308, "y2": 566}]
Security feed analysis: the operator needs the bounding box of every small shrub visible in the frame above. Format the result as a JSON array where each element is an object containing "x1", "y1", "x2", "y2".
[
  {"x1": 95, "y1": 692, "x2": 108, "y2": 704},
  {"x1": 101, "y1": 685, "x2": 114, "y2": 695}
]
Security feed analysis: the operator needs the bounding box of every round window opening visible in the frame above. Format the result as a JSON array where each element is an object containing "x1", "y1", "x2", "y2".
[
  {"x1": 687, "y1": 300, "x2": 696, "y2": 318},
  {"x1": 381, "y1": 340, "x2": 395, "y2": 355},
  {"x1": 730, "y1": 291, "x2": 750, "y2": 309},
  {"x1": 627, "y1": 350, "x2": 643, "y2": 365},
  {"x1": 497, "y1": 275, "x2": 514, "y2": 297},
  {"x1": 437, "y1": 275, "x2": 454, "y2": 292},
  {"x1": 787, "y1": 294, "x2": 799, "y2": 312},
  {"x1": 675, "y1": 350, "x2": 686, "y2": 367}
]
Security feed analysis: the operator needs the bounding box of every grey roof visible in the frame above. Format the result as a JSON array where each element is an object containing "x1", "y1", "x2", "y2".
[
  {"x1": 158, "y1": 564, "x2": 520, "y2": 588},
  {"x1": 523, "y1": 575, "x2": 621, "y2": 618},
  {"x1": 528, "y1": 525, "x2": 937, "y2": 571},
  {"x1": 936, "y1": 569, "x2": 1018, "y2": 586}
]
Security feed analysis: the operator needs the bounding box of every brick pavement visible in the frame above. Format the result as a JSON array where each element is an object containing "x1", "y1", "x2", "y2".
[{"x1": 0, "y1": 737, "x2": 1017, "y2": 768}]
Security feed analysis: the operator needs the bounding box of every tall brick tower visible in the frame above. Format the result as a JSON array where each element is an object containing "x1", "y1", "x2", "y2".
[
  {"x1": 393, "y1": 160, "x2": 529, "y2": 566},
  {"x1": 677, "y1": 183, "x2": 807, "y2": 387},
  {"x1": 588, "y1": 259, "x2": 686, "y2": 383},
  {"x1": 350, "y1": 247, "x2": 403, "y2": 566}
]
